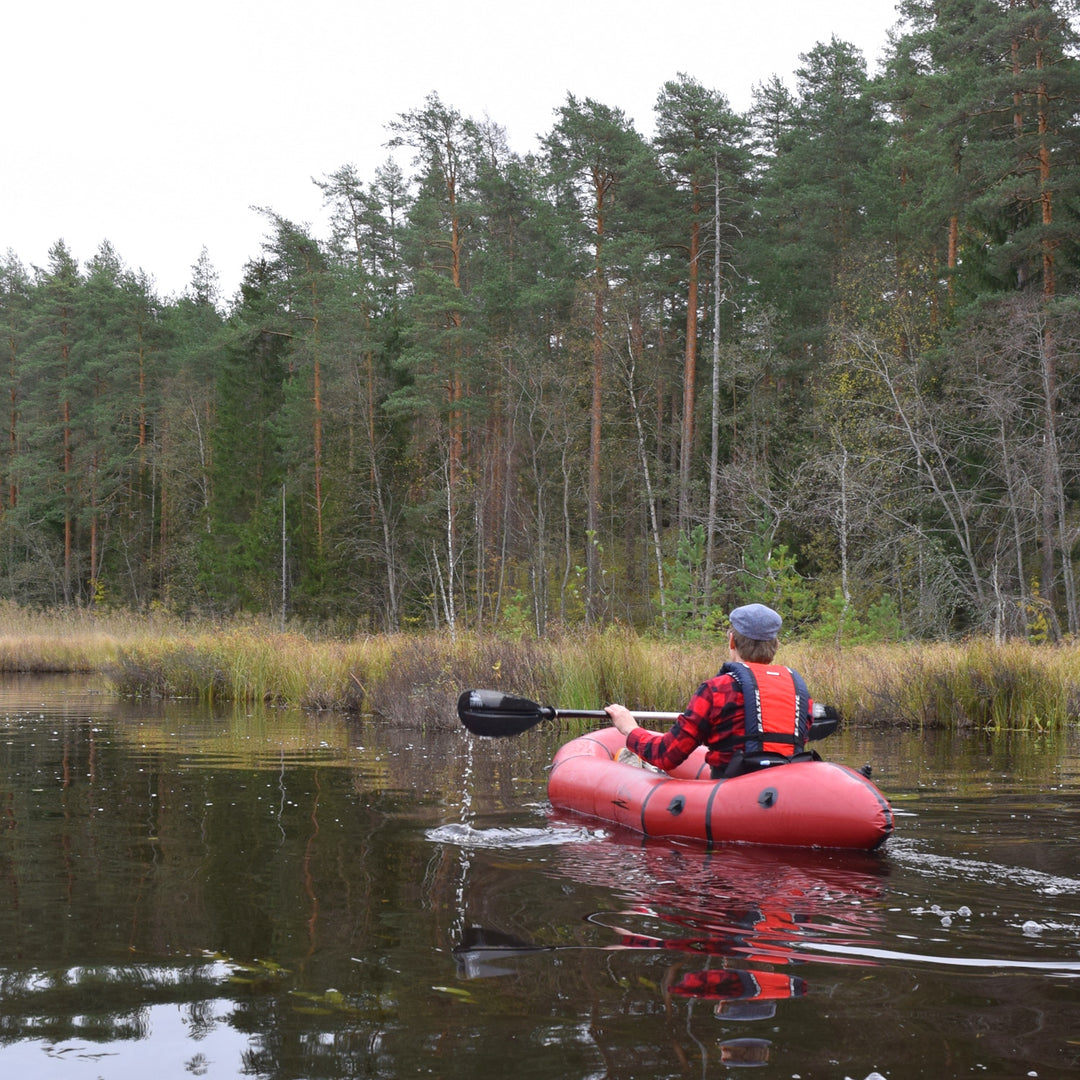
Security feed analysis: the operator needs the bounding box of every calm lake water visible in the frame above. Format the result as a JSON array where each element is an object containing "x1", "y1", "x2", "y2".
[{"x1": 1, "y1": 675, "x2": 1078, "y2": 1080}]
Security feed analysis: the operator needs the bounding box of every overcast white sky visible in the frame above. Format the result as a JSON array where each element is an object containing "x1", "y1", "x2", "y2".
[{"x1": 4, "y1": 0, "x2": 902, "y2": 302}]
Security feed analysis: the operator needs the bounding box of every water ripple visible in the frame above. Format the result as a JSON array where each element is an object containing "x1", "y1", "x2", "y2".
[
  {"x1": 797, "y1": 938, "x2": 1080, "y2": 973},
  {"x1": 887, "y1": 837, "x2": 1080, "y2": 896},
  {"x1": 426, "y1": 822, "x2": 603, "y2": 849}
]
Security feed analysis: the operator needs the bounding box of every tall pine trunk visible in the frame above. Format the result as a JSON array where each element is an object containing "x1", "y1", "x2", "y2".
[
  {"x1": 586, "y1": 175, "x2": 608, "y2": 625},
  {"x1": 679, "y1": 198, "x2": 700, "y2": 531}
]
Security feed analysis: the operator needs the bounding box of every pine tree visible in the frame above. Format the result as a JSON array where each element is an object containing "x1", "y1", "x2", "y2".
[
  {"x1": 883, "y1": 0, "x2": 1080, "y2": 299},
  {"x1": 76, "y1": 242, "x2": 160, "y2": 605},
  {"x1": 654, "y1": 74, "x2": 751, "y2": 532},
  {"x1": 0, "y1": 254, "x2": 31, "y2": 517},
  {"x1": 542, "y1": 95, "x2": 655, "y2": 623},
  {"x1": 157, "y1": 264, "x2": 227, "y2": 609},
  {"x1": 18, "y1": 242, "x2": 84, "y2": 603},
  {"x1": 388, "y1": 93, "x2": 487, "y2": 631},
  {"x1": 747, "y1": 38, "x2": 885, "y2": 359},
  {"x1": 316, "y1": 160, "x2": 410, "y2": 628},
  {"x1": 197, "y1": 260, "x2": 287, "y2": 612}
]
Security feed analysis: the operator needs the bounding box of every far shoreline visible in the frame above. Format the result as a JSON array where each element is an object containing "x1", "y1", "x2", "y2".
[{"x1": 0, "y1": 605, "x2": 1076, "y2": 734}]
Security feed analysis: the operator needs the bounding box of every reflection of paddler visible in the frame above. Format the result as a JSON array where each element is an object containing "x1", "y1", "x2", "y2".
[
  {"x1": 664, "y1": 964, "x2": 806, "y2": 1009},
  {"x1": 603, "y1": 909, "x2": 808, "y2": 1012},
  {"x1": 599, "y1": 903, "x2": 806, "y2": 967}
]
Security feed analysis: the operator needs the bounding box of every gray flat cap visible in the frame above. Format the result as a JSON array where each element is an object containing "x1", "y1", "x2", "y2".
[{"x1": 729, "y1": 603, "x2": 782, "y2": 641}]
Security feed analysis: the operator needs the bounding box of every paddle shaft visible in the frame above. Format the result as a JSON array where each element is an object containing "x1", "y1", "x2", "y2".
[
  {"x1": 556, "y1": 706, "x2": 838, "y2": 739},
  {"x1": 552, "y1": 708, "x2": 680, "y2": 722}
]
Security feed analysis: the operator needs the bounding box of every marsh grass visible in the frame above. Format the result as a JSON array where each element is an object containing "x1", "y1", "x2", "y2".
[
  {"x1": 0, "y1": 603, "x2": 145, "y2": 672},
  {"x1": 0, "y1": 602, "x2": 1076, "y2": 732}
]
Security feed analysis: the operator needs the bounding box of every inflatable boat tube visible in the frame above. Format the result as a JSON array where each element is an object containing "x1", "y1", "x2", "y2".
[{"x1": 547, "y1": 726, "x2": 893, "y2": 851}]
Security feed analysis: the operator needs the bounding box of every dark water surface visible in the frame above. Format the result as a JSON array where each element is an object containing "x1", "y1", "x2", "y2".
[{"x1": 1, "y1": 676, "x2": 1078, "y2": 1079}]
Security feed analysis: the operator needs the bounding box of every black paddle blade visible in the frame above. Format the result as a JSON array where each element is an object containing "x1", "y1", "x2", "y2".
[
  {"x1": 457, "y1": 689, "x2": 552, "y2": 737},
  {"x1": 809, "y1": 703, "x2": 841, "y2": 741},
  {"x1": 808, "y1": 716, "x2": 839, "y2": 740}
]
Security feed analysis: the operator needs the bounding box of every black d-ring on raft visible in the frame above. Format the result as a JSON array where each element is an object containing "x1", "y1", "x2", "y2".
[{"x1": 758, "y1": 787, "x2": 778, "y2": 808}]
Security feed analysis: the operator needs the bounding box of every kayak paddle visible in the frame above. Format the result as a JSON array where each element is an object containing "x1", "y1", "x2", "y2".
[
  {"x1": 456, "y1": 689, "x2": 678, "y2": 737},
  {"x1": 457, "y1": 688, "x2": 842, "y2": 740}
]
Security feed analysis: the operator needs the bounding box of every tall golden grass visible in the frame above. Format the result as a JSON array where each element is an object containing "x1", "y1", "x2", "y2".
[{"x1": 0, "y1": 603, "x2": 1075, "y2": 732}]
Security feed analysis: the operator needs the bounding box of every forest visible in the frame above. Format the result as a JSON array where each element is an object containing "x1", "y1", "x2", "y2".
[{"x1": 2, "y1": 0, "x2": 1079, "y2": 643}]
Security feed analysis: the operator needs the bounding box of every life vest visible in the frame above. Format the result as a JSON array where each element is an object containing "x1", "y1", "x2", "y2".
[{"x1": 718, "y1": 661, "x2": 809, "y2": 757}]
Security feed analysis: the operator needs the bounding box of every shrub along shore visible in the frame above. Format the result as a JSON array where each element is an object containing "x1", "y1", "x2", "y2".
[{"x1": 0, "y1": 605, "x2": 1076, "y2": 733}]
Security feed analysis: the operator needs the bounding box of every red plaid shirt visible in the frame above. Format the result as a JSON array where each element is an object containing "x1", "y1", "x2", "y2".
[{"x1": 625, "y1": 671, "x2": 811, "y2": 772}]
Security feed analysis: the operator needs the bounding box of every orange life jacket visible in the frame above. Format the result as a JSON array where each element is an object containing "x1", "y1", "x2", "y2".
[{"x1": 719, "y1": 660, "x2": 809, "y2": 756}]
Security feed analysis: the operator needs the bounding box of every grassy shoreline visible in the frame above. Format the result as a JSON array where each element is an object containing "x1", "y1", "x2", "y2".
[{"x1": 0, "y1": 605, "x2": 1077, "y2": 733}]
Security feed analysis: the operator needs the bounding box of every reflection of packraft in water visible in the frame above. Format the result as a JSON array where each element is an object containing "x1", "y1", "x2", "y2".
[{"x1": 547, "y1": 726, "x2": 893, "y2": 851}]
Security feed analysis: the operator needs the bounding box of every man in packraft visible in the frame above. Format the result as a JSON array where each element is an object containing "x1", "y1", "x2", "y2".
[{"x1": 605, "y1": 603, "x2": 814, "y2": 779}]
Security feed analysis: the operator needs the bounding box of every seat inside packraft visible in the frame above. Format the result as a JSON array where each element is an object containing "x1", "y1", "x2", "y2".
[{"x1": 723, "y1": 749, "x2": 819, "y2": 778}]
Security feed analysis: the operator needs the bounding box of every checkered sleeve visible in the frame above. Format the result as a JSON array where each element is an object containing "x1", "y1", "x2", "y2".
[{"x1": 626, "y1": 680, "x2": 724, "y2": 771}]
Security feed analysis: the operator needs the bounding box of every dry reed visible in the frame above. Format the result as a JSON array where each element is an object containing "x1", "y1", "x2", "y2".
[{"x1": 0, "y1": 603, "x2": 1075, "y2": 732}]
